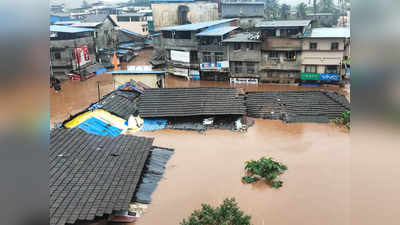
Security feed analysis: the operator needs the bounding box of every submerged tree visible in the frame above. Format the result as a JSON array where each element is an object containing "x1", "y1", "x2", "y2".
[
  {"x1": 279, "y1": 4, "x2": 290, "y2": 20},
  {"x1": 242, "y1": 157, "x2": 287, "y2": 188},
  {"x1": 181, "y1": 198, "x2": 252, "y2": 225}
]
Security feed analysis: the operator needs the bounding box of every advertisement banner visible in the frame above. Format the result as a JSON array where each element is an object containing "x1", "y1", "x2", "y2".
[
  {"x1": 74, "y1": 45, "x2": 90, "y2": 67},
  {"x1": 127, "y1": 65, "x2": 152, "y2": 71},
  {"x1": 171, "y1": 67, "x2": 189, "y2": 77},
  {"x1": 320, "y1": 73, "x2": 340, "y2": 81},
  {"x1": 230, "y1": 78, "x2": 258, "y2": 84},
  {"x1": 171, "y1": 50, "x2": 190, "y2": 63},
  {"x1": 217, "y1": 61, "x2": 229, "y2": 68},
  {"x1": 200, "y1": 61, "x2": 229, "y2": 70}
]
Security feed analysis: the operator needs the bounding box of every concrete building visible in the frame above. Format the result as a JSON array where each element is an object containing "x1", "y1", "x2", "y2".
[
  {"x1": 155, "y1": 19, "x2": 238, "y2": 79},
  {"x1": 197, "y1": 26, "x2": 239, "y2": 81},
  {"x1": 256, "y1": 20, "x2": 312, "y2": 83},
  {"x1": 50, "y1": 25, "x2": 97, "y2": 80},
  {"x1": 301, "y1": 27, "x2": 350, "y2": 83},
  {"x1": 222, "y1": 32, "x2": 262, "y2": 84},
  {"x1": 220, "y1": 0, "x2": 265, "y2": 29},
  {"x1": 150, "y1": 0, "x2": 219, "y2": 31},
  {"x1": 109, "y1": 69, "x2": 167, "y2": 88},
  {"x1": 109, "y1": 13, "x2": 151, "y2": 36}
]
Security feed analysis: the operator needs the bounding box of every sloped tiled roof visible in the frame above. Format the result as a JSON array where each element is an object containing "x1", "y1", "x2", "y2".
[
  {"x1": 256, "y1": 20, "x2": 312, "y2": 28},
  {"x1": 138, "y1": 87, "x2": 246, "y2": 118},
  {"x1": 246, "y1": 91, "x2": 350, "y2": 122},
  {"x1": 49, "y1": 128, "x2": 153, "y2": 225},
  {"x1": 89, "y1": 90, "x2": 140, "y2": 119}
]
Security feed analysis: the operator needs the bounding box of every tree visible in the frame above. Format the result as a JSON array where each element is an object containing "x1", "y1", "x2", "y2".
[
  {"x1": 318, "y1": 0, "x2": 335, "y2": 13},
  {"x1": 279, "y1": 4, "x2": 290, "y2": 20},
  {"x1": 181, "y1": 198, "x2": 252, "y2": 225},
  {"x1": 265, "y1": 0, "x2": 279, "y2": 20},
  {"x1": 81, "y1": 0, "x2": 90, "y2": 8},
  {"x1": 296, "y1": 3, "x2": 307, "y2": 19}
]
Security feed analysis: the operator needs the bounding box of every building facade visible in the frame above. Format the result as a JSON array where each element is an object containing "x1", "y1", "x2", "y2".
[
  {"x1": 150, "y1": 0, "x2": 219, "y2": 31},
  {"x1": 301, "y1": 27, "x2": 350, "y2": 83},
  {"x1": 222, "y1": 32, "x2": 262, "y2": 83},
  {"x1": 256, "y1": 20, "x2": 312, "y2": 83}
]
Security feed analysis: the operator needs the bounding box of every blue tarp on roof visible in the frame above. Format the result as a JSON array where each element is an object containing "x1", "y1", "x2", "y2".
[
  {"x1": 196, "y1": 26, "x2": 239, "y2": 36},
  {"x1": 109, "y1": 70, "x2": 167, "y2": 74},
  {"x1": 119, "y1": 42, "x2": 137, "y2": 47},
  {"x1": 76, "y1": 117, "x2": 123, "y2": 137},
  {"x1": 117, "y1": 49, "x2": 130, "y2": 54},
  {"x1": 141, "y1": 119, "x2": 168, "y2": 131},
  {"x1": 95, "y1": 67, "x2": 107, "y2": 74},
  {"x1": 160, "y1": 19, "x2": 236, "y2": 31},
  {"x1": 50, "y1": 25, "x2": 95, "y2": 33}
]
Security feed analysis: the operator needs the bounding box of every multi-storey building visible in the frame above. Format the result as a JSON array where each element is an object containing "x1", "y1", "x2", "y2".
[
  {"x1": 154, "y1": 19, "x2": 238, "y2": 79},
  {"x1": 222, "y1": 32, "x2": 262, "y2": 83},
  {"x1": 256, "y1": 20, "x2": 312, "y2": 83},
  {"x1": 301, "y1": 27, "x2": 350, "y2": 83},
  {"x1": 220, "y1": 0, "x2": 265, "y2": 29}
]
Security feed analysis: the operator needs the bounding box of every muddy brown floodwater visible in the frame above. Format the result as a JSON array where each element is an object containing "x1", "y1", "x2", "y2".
[{"x1": 51, "y1": 49, "x2": 350, "y2": 225}]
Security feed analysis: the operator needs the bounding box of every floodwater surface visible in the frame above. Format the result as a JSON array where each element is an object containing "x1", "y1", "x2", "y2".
[
  {"x1": 133, "y1": 120, "x2": 350, "y2": 225},
  {"x1": 51, "y1": 49, "x2": 350, "y2": 225}
]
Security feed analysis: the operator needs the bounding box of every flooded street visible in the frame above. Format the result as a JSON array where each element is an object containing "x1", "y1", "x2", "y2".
[{"x1": 51, "y1": 49, "x2": 350, "y2": 225}]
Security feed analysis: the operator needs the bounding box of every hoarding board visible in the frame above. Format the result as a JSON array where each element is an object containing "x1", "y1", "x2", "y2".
[
  {"x1": 320, "y1": 73, "x2": 340, "y2": 81},
  {"x1": 127, "y1": 65, "x2": 153, "y2": 71},
  {"x1": 169, "y1": 67, "x2": 188, "y2": 77},
  {"x1": 230, "y1": 78, "x2": 258, "y2": 84},
  {"x1": 74, "y1": 45, "x2": 90, "y2": 67},
  {"x1": 171, "y1": 50, "x2": 190, "y2": 63},
  {"x1": 200, "y1": 61, "x2": 229, "y2": 70},
  {"x1": 300, "y1": 72, "x2": 320, "y2": 81}
]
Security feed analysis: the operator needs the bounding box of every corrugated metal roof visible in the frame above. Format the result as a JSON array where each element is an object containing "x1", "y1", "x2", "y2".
[
  {"x1": 256, "y1": 20, "x2": 312, "y2": 28},
  {"x1": 70, "y1": 22, "x2": 102, "y2": 27},
  {"x1": 160, "y1": 19, "x2": 237, "y2": 31},
  {"x1": 50, "y1": 25, "x2": 95, "y2": 33},
  {"x1": 109, "y1": 70, "x2": 167, "y2": 74},
  {"x1": 196, "y1": 26, "x2": 239, "y2": 36},
  {"x1": 120, "y1": 28, "x2": 146, "y2": 38},
  {"x1": 307, "y1": 27, "x2": 350, "y2": 38},
  {"x1": 222, "y1": 32, "x2": 262, "y2": 42}
]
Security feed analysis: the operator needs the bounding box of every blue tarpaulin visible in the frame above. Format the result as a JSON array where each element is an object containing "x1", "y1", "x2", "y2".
[
  {"x1": 77, "y1": 117, "x2": 122, "y2": 137},
  {"x1": 95, "y1": 67, "x2": 107, "y2": 74},
  {"x1": 141, "y1": 119, "x2": 167, "y2": 131}
]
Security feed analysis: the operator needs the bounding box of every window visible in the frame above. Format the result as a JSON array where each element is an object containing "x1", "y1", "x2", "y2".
[
  {"x1": 305, "y1": 65, "x2": 317, "y2": 73},
  {"x1": 331, "y1": 42, "x2": 339, "y2": 50},
  {"x1": 310, "y1": 42, "x2": 317, "y2": 50},
  {"x1": 269, "y1": 51, "x2": 279, "y2": 59},
  {"x1": 235, "y1": 62, "x2": 242, "y2": 73},
  {"x1": 325, "y1": 65, "x2": 337, "y2": 74},
  {"x1": 233, "y1": 42, "x2": 241, "y2": 50},
  {"x1": 203, "y1": 52, "x2": 211, "y2": 63},
  {"x1": 162, "y1": 31, "x2": 172, "y2": 39},
  {"x1": 247, "y1": 62, "x2": 255, "y2": 74},
  {"x1": 285, "y1": 51, "x2": 296, "y2": 61},
  {"x1": 247, "y1": 42, "x2": 254, "y2": 50},
  {"x1": 54, "y1": 52, "x2": 61, "y2": 60},
  {"x1": 215, "y1": 52, "x2": 224, "y2": 62}
]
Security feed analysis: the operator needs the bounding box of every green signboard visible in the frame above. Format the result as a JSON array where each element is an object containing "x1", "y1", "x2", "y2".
[{"x1": 301, "y1": 72, "x2": 320, "y2": 81}]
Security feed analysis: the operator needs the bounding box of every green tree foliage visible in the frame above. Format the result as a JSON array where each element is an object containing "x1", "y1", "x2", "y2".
[
  {"x1": 279, "y1": 4, "x2": 290, "y2": 20},
  {"x1": 181, "y1": 198, "x2": 252, "y2": 225},
  {"x1": 265, "y1": 0, "x2": 279, "y2": 20},
  {"x1": 81, "y1": 0, "x2": 90, "y2": 8},
  {"x1": 296, "y1": 3, "x2": 307, "y2": 19},
  {"x1": 334, "y1": 110, "x2": 350, "y2": 129},
  {"x1": 318, "y1": 0, "x2": 335, "y2": 13},
  {"x1": 242, "y1": 157, "x2": 287, "y2": 188}
]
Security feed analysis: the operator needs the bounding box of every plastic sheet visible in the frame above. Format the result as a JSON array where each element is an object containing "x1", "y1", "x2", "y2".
[
  {"x1": 134, "y1": 147, "x2": 174, "y2": 204},
  {"x1": 64, "y1": 109, "x2": 127, "y2": 131},
  {"x1": 141, "y1": 119, "x2": 167, "y2": 131},
  {"x1": 77, "y1": 117, "x2": 123, "y2": 137}
]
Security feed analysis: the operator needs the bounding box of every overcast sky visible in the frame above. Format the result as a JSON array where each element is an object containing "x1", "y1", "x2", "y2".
[{"x1": 53, "y1": 0, "x2": 310, "y2": 9}]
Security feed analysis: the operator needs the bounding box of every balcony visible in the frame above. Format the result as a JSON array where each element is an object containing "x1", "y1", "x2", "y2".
[
  {"x1": 229, "y1": 49, "x2": 260, "y2": 62},
  {"x1": 198, "y1": 44, "x2": 225, "y2": 52},
  {"x1": 260, "y1": 60, "x2": 301, "y2": 71},
  {"x1": 163, "y1": 38, "x2": 198, "y2": 49},
  {"x1": 262, "y1": 37, "x2": 302, "y2": 51}
]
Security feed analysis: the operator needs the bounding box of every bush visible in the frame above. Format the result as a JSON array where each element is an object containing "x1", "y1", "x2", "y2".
[
  {"x1": 180, "y1": 198, "x2": 252, "y2": 225},
  {"x1": 334, "y1": 110, "x2": 350, "y2": 129},
  {"x1": 242, "y1": 157, "x2": 287, "y2": 188}
]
